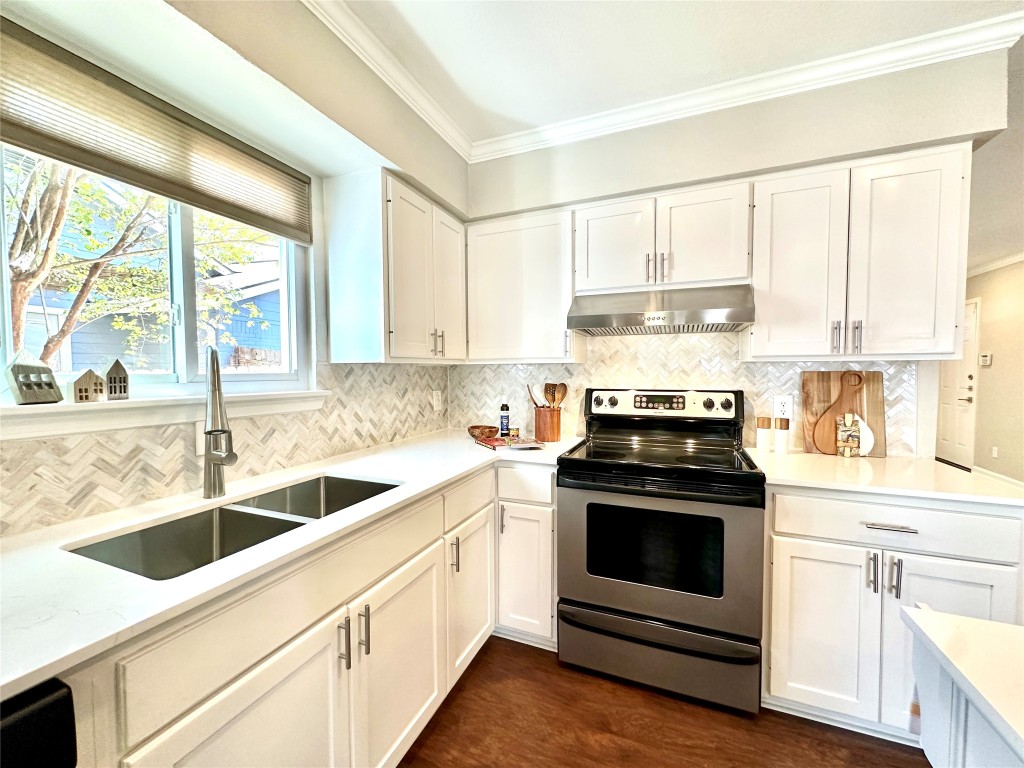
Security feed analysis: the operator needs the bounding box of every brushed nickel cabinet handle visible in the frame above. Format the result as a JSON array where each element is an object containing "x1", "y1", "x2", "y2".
[
  {"x1": 430, "y1": 329, "x2": 437, "y2": 356},
  {"x1": 564, "y1": 330, "x2": 571, "y2": 355},
  {"x1": 894, "y1": 558, "x2": 904, "y2": 600},
  {"x1": 645, "y1": 253, "x2": 653, "y2": 283},
  {"x1": 831, "y1": 321, "x2": 841, "y2": 354},
  {"x1": 500, "y1": 504, "x2": 506, "y2": 534},
  {"x1": 659, "y1": 252, "x2": 667, "y2": 282},
  {"x1": 358, "y1": 604, "x2": 371, "y2": 656},
  {"x1": 451, "y1": 536, "x2": 461, "y2": 573},
  {"x1": 864, "y1": 522, "x2": 919, "y2": 534},
  {"x1": 853, "y1": 320, "x2": 863, "y2": 354},
  {"x1": 869, "y1": 552, "x2": 879, "y2": 594},
  {"x1": 337, "y1": 616, "x2": 352, "y2": 670},
  {"x1": 438, "y1": 330, "x2": 445, "y2": 358}
]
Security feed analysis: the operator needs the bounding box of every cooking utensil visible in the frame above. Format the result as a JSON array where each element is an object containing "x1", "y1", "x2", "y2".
[
  {"x1": 544, "y1": 383, "x2": 556, "y2": 407},
  {"x1": 554, "y1": 383, "x2": 568, "y2": 408},
  {"x1": 527, "y1": 385, "x2": 541, "y2": 409}
]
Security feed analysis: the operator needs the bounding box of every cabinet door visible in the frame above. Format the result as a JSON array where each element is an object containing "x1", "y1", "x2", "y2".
[
  {"x1": 654, "y1": 183, "x2": 750, "y2": 284},
  {"x1": 847, "y1": 149, "x2": 965, "y2": 355},
  {"x1": 387, "y1": 177, "x2": 435, "y2": 359},
  {"x1": 769, "y1": 536, "x2": 881, "y2": 720},
  {"x1": 880, "y1": 551, "x2": 1018, "y2": 731},
  {"x1": 445, "y1": 505, "x2": 495, "y2": 690},
  {"x1": 497, "y1": 501, "x2": 553, "y2": 638},
  {"x1": 351, "y1": 540, "x2": 445, "y2": 768},
  {"x1": 467, "y1": 211, "x2": 574, "y2": 360},
  {"x1": 122, "y1": 606, "x2": 353, "y2": 768},
  {"x1": 574, "y1": 198, "x2": 655, "y2": 291},
  {"x1": 749, "y1": 170, "x2": 850, "y2": 357},
  {"x1": 433, "y1": 207, "x2": 466, "y2": 360}
]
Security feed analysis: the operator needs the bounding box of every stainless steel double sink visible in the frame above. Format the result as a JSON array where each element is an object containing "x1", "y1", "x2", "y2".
[{"x1": 70, "y1": 476, "x2": 399, "y2": 580}]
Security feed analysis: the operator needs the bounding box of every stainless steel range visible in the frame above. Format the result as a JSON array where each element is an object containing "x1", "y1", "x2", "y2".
[{"x1": 556, "y1": 388, "x2": 766, "y2": 713}]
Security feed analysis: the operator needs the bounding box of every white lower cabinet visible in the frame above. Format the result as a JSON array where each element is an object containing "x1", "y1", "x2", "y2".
[
  {"x1": 769, "y1": 537, "x2": 881, "y2": 719},
  {"x1": 350, "y1": 539, "x2": 446, "y2": 768},
  {"x1": 122, "y1": 605, "x2": 353, "y2": 768},
  {"x1": 445, "y1": 505, "x2": 495, "y2": 689},
  {"x1": 770, "y1": 532, "x2": 1019, "y2": 737},
  {"x1": 497, "y1": 500, "x2": 553, "y2": 638}
]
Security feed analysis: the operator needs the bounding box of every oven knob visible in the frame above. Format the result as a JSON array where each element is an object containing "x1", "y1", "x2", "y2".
[
  {"x1": 703, "y1": 397, "x2": 715, "y2": 411},
  {"x1": 608, "y1": 396, "x2": 618, "y2": 408},
  {"x1": 594, "y1": 395, "x2": 604, "y2": 407},
  {"x1": 720, "y1": 397, "x2": 733, "y2": 411}
]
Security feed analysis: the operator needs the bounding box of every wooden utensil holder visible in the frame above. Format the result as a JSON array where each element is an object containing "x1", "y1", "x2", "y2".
[{"x1": 535, "y1": 407, "x2": 561, "y2": 442}]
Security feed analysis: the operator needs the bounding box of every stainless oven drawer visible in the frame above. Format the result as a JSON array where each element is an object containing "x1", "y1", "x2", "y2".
[{"x1": 557, "y1": 601, "x2": 761, "y2": 713}]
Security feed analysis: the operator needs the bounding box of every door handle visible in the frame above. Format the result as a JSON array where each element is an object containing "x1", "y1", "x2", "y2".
[
  {"x1": 430, "y1": 329, "x2": 437, "y2": 356},
  {"x1": 499, "y1": 504, "x2": 506, "y2": 534},
  {"x1": 564, "y1": 330, "x2": 571, "y2": 356},
  {"x1": 337, "y1": 616, "x2": 352, "y2": 670},
  {"x1": 868, "y1": 552, "x2": 879, "y2": 593},
  {"x1": 438, "y1": 330, "x2": 445, "y2": 358},
  {"x1": 958, "y1": 397, "x2": 974, "y2": 403},
  {"x1": 358, "y1": 604, "x2": 371, "y2": 656},
  {"x1": 852, "y1": 320, "x2": 863, "y2": 354},
  {"x1": 894, "y1": 558, "x2": 904, "y2": 600},
  {"x1": 659, "y1": 252, "x2": 667, "y2": 282},
  {"x1": 645, "y1": 253, "x2": 653, "y2": 283},
  {"x1": 863, "y1": 522, "x2": 919, "y2": 534},
  {"x1": 831, "y1": 320, "x2": 842, "y2": 354},
  {"x1": 451, "y1": 536, "x2": 461, "y2": 573}
]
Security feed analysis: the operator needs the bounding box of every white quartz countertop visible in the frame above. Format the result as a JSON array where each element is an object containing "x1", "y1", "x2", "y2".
[
  {"x1": 0, "y1": 430, "x2": 574, "y2": 700},
  {"x1": 750, "y1": 449, "x2": 1024, "y2": 506},
  {"x1": 902, "y1": 607, "x2": 1024, "y2": 755}
]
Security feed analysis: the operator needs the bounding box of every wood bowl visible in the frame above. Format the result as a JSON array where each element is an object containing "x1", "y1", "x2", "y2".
[{"x1": 468, "y1": 425, "x2": 499, "y2": 440}]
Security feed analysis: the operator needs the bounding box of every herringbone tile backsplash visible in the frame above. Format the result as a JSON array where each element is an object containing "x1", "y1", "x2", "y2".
[
  {"x1": 1, "y1": 335, "x2": 918, "y2": 536},
  {"x1": 0, "y1": 363, "x2": 448, "y2": 536},
  {"x1": 449, "y1": 334, "x2": 917, "y2": 455}
]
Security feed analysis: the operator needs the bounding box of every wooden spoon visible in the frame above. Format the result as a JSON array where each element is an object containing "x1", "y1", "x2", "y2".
[
  {"x1": 527, "y1": 384, "x2": 541, "y2": 408},
  {"x1": 544, "y1": 383, "x2": 556, "y2": 407},
  {"x1": 553, "y1": 383, "x2": 568, "y2": 408}
]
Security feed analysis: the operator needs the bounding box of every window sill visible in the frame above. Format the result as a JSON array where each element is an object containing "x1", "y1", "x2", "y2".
[{"x1": 0, "y1": 390, "x2": 330, "y2": 441}]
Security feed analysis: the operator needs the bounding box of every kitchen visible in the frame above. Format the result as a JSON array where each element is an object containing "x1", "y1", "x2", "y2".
[{"x1": 0, "y1": 0, "x2": 1019, "y2": 765}]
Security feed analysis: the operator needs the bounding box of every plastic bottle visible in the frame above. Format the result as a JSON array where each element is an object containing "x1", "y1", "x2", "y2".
[{"x1": 499, "y1": 400, "x2": 510, "y2": 437}]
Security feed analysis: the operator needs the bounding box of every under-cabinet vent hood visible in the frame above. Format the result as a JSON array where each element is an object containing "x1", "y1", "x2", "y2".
[{"x1": 566, "y1": 284, "x2": 755, "y2": 336}]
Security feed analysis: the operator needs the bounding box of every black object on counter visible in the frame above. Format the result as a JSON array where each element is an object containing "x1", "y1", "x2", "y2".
[{"x1": 1, "y1": 678, "x2": 77, "y2": 767}]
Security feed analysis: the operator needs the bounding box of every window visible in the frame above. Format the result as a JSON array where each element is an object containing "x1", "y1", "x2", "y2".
[{"x1": 1, "y1": 144, "x2": 308, "y2": 397}]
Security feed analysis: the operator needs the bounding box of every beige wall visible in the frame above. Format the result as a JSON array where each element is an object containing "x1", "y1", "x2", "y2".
[
  {"x1": 469, "y1": 51, "x2": 1008, "y2": 218},
  {"x1": 967, "y1": 261, "x2": 1024, "y2": 482},
  {"x1": 169, "y1": 0, "x2": 470, "y2": 215}
]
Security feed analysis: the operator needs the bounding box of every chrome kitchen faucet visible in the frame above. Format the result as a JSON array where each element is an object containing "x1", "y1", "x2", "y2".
[{"x1": 203, "y1": 346, "x2": 237, "y2": 498}]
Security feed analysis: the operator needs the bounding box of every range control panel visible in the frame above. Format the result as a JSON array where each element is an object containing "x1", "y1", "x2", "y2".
[{"x1": 588, "y1": 389, "x2": 740, "y2": 418}]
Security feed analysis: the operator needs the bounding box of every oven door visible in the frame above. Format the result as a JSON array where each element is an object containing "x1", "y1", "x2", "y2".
[{"x1": 557, "y1": 485, "x2": 764, "y2": 639}]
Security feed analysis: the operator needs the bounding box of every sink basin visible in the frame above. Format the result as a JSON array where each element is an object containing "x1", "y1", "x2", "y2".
[
  {"x1": 234, "y1": 476, "x2": 398, "y2": 519},
  {"x1": 70, "y1": 507, "x2": 305, "y2": 580}
]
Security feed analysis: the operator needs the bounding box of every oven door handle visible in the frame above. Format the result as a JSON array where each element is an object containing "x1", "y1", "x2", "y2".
[
  {"x1": 558, "y1": 605, "x2": 759, "y2": 666},
  {"x1": 557, "y1": 473, "x2": 765, "y2": 509}
]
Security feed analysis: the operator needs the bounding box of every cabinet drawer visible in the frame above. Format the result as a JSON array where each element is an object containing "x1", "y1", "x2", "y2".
[
  {"x1": 773, "y1": 493, "x2": 1020, "y2": 563},
  {"x1": 498, "y1": 466, "x2": 553, "y2": 504},
  {"x1": 117, "y1": 496, "x2": 443, "y2": 749},
  {"x1": 444, "y1": 470, "x2": 494, "y2": 531}
]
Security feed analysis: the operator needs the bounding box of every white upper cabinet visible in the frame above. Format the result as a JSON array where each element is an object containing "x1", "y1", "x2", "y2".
[
  {"x1": 847, "y1": 150, "x2": 965, "y2": 356},
  {"x1": 747, "y1": 144, "x2": 969, "y2": 360},
  {"x1": 655, "y1": 183, "x2": 751, "y2": 285},
  {"x1": 750, "y1": 170, "x2": 850, "y2": 357},
  {"x1": 574, "y1": 199, "x2": 656, "y2": 291},
  {"x1": 467, "y1": 210, "x2": 582, "y2": 362},
  {"x1": 387, "y1": 177, "x2": 466, "y2": 361}
]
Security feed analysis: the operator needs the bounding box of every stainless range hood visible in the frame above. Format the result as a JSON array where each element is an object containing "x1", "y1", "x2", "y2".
[{"x1": 566, "y1": 284, "x2": 755, "y2": 336}]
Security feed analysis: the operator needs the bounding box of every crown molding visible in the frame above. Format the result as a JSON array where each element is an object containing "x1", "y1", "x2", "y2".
[
  {"x1": 302, "y1": 4, "x2": 1023, "y2": 165},
  {"x1": 300, "y1": 0, "x2": 474, "y2": 161},
  {"x1": 967, "y1": 252, "x2": 1024, "y2": 278}
]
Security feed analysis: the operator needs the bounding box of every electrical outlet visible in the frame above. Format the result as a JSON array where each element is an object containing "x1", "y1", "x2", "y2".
[
  {"x1": 432, "y1": 390, "x2": 443, "y2": 412},
  {"x1": 992, "y1": 447, "x2": 999, "y2": 459},
  {"x1": 773, "y1": 395, "x2": 794, "y2": 420}
]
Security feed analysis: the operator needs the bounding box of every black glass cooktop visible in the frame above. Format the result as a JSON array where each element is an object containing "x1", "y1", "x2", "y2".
[{"x1": 563, "y1": 440, "x2": 755, "y2": 471}]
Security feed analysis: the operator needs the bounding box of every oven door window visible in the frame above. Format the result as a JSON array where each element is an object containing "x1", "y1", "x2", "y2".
[{"x1": 586, "y1": 503, "x2": 724, "y2": 598}]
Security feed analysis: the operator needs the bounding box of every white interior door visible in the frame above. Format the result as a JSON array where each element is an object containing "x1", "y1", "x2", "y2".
[
  {"x1": 574, "y1": 198, "x2": 656, "y2": 291},
  {"x1": 879, "y1": 550, "x2": 1018, "y2": 732},
  {"x1": 497, "y1": 501, "x2": 553, "y2": 638},
  {"x1": 387, "y1": 177, "x2": 435, "y2": 359},
  {"x1": 936, "y1": 299, "x2": 980, "y2": 469},
  {"x1": 445, "y1": 505, "x2": 495, "y2": 690},
  {"x1": 769, "y1": 536, "x2": 882, "y2": 720}
]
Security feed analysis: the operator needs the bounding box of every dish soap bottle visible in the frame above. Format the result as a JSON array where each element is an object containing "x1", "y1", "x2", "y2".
[{"x1": 499, "y1": 400, "x2": 510, "y2": 437}]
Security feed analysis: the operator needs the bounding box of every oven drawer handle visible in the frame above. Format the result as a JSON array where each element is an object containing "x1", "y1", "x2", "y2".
[
  {"x1": 557, "y1": 606, "x2": 759, "y2": 666},
  {"x1": 863, "y1": 522, "x2": 919, "y2": 534}
]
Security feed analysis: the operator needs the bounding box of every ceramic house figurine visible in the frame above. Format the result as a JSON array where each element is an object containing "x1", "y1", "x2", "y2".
[
  {"x1": 70, "y1": 369, "x2": 106, "y2": 403},
  {"x1": 4, "y1": 350, "x2": 63, "y2": 405},
  {"x1": 105, "y1": 359, "x2": 129, "y2": 400}
]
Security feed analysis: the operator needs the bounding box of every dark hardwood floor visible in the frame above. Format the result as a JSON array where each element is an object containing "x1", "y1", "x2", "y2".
[{"x1": 401, "y1": 637, "x2": 928, "y2": 768}]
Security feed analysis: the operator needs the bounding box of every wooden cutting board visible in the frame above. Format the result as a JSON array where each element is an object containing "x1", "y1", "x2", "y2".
[{"x1": 801, "y1": 371, "x2": 886, "y2": 457}]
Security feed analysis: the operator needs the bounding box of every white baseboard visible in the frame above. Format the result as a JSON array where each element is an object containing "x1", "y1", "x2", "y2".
[
  {"x1": 491, "y1": 626, "x2": 557, "y2": 652},
  {"x1": 971, "y1": 466, "x2": 1024, "y2": 489},
  {"x1": 761, "y1": 696, "x2": 921, "y2": 747}
]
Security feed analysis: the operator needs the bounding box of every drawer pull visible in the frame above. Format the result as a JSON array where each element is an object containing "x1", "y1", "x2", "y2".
[
  {"x1": 863, "y1": 522, "x2": 919, "y2": 534},
  {"x1": 337, "y1": 616, "x2": 352, "y2": 670}
]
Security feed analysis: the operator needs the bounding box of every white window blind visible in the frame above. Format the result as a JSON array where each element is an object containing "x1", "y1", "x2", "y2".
[{"x1": 0, "y1": 20, "x2": 312, "y2": 245}]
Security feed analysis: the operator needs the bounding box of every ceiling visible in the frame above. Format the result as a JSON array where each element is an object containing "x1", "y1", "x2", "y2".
[{"x1": 312, "y1": 0, "x2": 1023, "y2": 159}]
